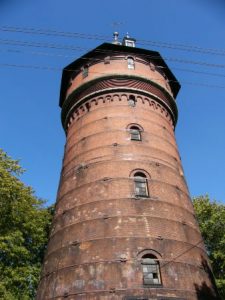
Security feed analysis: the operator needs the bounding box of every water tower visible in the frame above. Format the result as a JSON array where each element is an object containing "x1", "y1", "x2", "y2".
[{"x1": 36, "y1": 34, "x2": 219, "y2": 300}]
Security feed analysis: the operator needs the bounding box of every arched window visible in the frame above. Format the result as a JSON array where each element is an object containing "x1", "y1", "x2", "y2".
[
  {"x1": 141, "y1": 254, "x2": 161, "y2": 285},
  {"x1": 134, "y1": 171, "x2": 148, "y2": 197},
  {"x1": 130, "y1": 126, "x2": 141, "y2": 141},
  {"x1": 127, "y1": 123, "x2": 143, "y2": 140},
  {"x1": 127, "y1": 57, "x2": 135, "y2": 69}
]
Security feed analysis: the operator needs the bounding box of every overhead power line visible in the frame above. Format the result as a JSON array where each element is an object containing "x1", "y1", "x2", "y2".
[
  {"x1": 163, "y1": 56, "x2": 225, "y2": 69},
  {"x1": 171, "y1": 67, "x2": 225, "y2": 78},
  {"x1": 160, "y1": 239, "x2": 204, "y2": 269},
  {"x1": 0, "y1": 62, "x2": 60, "y2": 71},
  {"x1": 0, "y1": 25, "x2": 108, "y2": 41},
  {"x1": 1, "y1": 62, "x2": 225, "y2": 90},
  {"x1": 1, "y1": 47, "x2": 225, "y2": 79},
  {"x1": 1, "y1": 37, "x2": 225, "y2": 70},
  {"x1": 0, "y1": 47, "x2": 75, "y2": 59},
  {"x1": 1, "y1": 25, "x2": 225, "y2": 56},
  {"x1": 138, "y1": 39, "x2": 225, "y2": 56},
  {"x1": 0, "y1": 38, "x2": 87, "y2": 51}
]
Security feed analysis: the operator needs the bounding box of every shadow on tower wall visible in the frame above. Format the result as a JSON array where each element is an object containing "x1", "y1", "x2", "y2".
[{"x1": 194, "y1": 255, "x2": 221, "y2": 300}]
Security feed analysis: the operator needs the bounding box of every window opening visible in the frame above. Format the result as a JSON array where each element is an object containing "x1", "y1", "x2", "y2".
[
  {"x1": 149, "y1": 62, "x2": 156, "y2": 71},
  {"x1": 82, "y1": 65, "x2": 89, "y2": 78},
  {"x1": 130, "y1": 126, "x2": 141, "y2": 141},
  {"x1": 141, "y1": 254, "x2": 161, "y2": 285},
  {"x1": 127, "y1": 57, "x2": 135, "y2": 69},
  {"x1": 134, "y1": 172, "x2": 148, "y2": 197},
  {"x1": 128, "y1": 95, "x2": 136, "y2": 107},
  {"x1": 104, "y1": 56, "x2": 110, "y2": 64}
]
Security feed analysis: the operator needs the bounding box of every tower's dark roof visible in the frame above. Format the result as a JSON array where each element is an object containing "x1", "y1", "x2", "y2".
[{"x1": 59, "y1": 43, "x2": 180, "y2": 107}]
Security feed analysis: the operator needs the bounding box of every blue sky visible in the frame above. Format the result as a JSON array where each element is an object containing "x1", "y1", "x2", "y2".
[{"x1": 0, "y1": 0, "x2": 225, "y2": 205}]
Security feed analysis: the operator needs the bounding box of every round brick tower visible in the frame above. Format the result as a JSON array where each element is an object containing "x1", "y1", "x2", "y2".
[{"x1": 36, "y1": 35, "x2": 219, "y2": 300}]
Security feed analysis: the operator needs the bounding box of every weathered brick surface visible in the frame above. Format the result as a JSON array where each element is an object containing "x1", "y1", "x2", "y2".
[
  {"x1": 66, "y1": 57, "x2": 173, "y2": 99},
  {"x1": 36, "y1": 49, "x2": 219, "y2": 299}
]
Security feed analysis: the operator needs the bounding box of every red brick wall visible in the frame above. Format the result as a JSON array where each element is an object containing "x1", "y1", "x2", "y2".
[{"x1": 36, "y1": 54, "x2": 219, "y2": 300}]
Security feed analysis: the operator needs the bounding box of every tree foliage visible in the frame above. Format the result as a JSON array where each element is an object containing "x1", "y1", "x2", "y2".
[
  {"x1": 193, "y1": 195, "x2": 225, "y2": 299},
  {"x1": 0, "y1": 149, "x2": 53, "y2": 299}
]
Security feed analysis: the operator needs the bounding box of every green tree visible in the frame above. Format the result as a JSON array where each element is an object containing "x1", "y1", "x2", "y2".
[
  {"x1": 0, "y1": 149, "x2": 53, "y2": 299},
  {"x1": 193, "y1": 195, "x2": 225, "y2": 299}
]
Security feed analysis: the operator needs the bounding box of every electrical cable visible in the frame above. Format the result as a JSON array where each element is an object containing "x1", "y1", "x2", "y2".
[
  {"x1": 0, "y1": 37, "x2": 87, "y2": 51},
  {"x1": 1, "y1": 62, "x2": 225, "y2": 89},
  {"x1": 1, "y1": 25, "x2": 225, "y2": 56},
  {"x1": 1, "y1": 47, "x2": 225, "y2": 79},
  {"x1": 171, "y1": 67, "x2": 225, "y2": 78},
  {"x1": 0, "y1": 62, "x2": 60, "y2": 71},
  {"x1": 0, "y1": 25, "x2": 108, "y2": 41},
  {"x1": 160, "y1": 239, "x2": 204, "y2": 269},
  {"x1": 1, "y1": 37, "x2": 225, "y2": 70},
  {"x1": 138, "y1": 39, "x2": 225, "y2": 56}
]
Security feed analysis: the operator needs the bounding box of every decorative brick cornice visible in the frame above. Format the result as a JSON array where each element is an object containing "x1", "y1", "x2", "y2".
[{"x1": 61, "y1": 75, "x2": 178, "y2": 130}]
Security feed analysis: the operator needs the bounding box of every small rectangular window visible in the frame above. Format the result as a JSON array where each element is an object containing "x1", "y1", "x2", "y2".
[
  {"x1": 127, "y1": 57, "x2": 135, "y2": 69},
  {"x1": 82, "y1": 66, "x2": 88, "y2": 78},
  {"x1": 104, "y1": 56, "x2": 110, "y2": 64}
]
